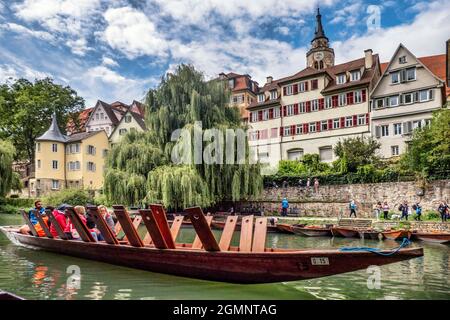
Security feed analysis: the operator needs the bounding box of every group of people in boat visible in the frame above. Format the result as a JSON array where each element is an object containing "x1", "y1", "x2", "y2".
[{"x1": 19, "y1": 200, "x2": 115, "y2": 241}]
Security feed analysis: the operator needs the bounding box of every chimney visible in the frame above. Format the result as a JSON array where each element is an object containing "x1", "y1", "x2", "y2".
[
  {"x1": 446, "y1": 39, "x2": 450, "y2": 88},
  {"x1": 266, "y1": 76, "x2": 273, "y2": 84},
  {"x1": 364, "y1": 49, "x2": 373, "y2": 69}
]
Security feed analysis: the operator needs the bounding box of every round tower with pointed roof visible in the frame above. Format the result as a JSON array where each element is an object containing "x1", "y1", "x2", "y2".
[{"x1": 306, "y1": 7, "x2": 335, "y2": 70}]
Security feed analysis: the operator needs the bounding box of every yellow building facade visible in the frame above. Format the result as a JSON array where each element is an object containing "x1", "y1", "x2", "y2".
[{"x1": 33, "y1": 114, "x2": 109, "y2": 196}]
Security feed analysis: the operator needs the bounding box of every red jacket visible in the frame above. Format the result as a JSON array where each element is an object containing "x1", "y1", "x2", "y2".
[{"x1": 50, "y1": 210, "x2": 67, "y2": 237}]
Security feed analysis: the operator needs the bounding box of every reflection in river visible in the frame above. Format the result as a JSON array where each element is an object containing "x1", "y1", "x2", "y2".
[{"x1": 0, "y1": 217, "x2": 449, "y2": 300}]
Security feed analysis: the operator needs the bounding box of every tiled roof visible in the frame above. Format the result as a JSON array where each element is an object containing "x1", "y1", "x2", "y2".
[
  {"x1": 277, "y1": 67, "x2": 326, "y2": 85},
  {"x1": 97, "y1": 100, "x2": 120, "y2": 125},
  {"x1": 247, "y1": 97, "x2": 280, "y2": 110},
  {"x1": 130, "y1": 111, "x2": 147, "y2": 130},
  {"x1": 66, "y1": 131, "x2": 102, "y2": 143},
  {"x1": 66, "y1": 107, "x2": 93, "y2": 135}
]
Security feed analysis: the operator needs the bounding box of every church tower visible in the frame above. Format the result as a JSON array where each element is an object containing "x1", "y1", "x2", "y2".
[{"x1": 306, "y1": 8, "x2": 335, "y2": 70}]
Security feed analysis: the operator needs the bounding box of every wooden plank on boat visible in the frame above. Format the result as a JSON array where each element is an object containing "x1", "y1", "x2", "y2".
[
  {"x1": 170, "y1": 216, "x2": 184, "y2": 242},
  {"x1": 218, "y1": 216, "x2": 238, "y2": 251},
  {"x1": 186, "y1": 207, "x2": 220, "y2": 251},
  {"x1": 122, "y1": 214, "x2": 143, "y2": 242},
  {"x1": 149, "y1": 204, "x2": 176, "y2": 249},
  {"x1": 65, "y1": 206, "x2": 96, "y2": 242},
  {"x1": 20, "y1": 209, "x2": 39, "y2": 237},
  {"x1": 252, "y1": 217, "x2": 267, "y2": 253},
  {"x1": 87, "y1": 206, "x2": 119, "y2": 245},
  {"x1": 139, "y1": 209, "x2": 170, "y2": 249},
  {"x1": 33, "y1": 209, "x2": 53, "y2": 238},
  {"x1": 45, "y1": 208, "x2": 67, "y2": 240},
  {"x1": 112, "y1": 205, "x2": 144, "y2": 247},
  {"x1": 239, "y1": 215, "x2": 254, "y2": 252}
]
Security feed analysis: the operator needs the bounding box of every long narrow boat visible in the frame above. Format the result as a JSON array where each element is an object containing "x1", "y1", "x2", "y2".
[
  {"x1": 292, "y1": 226, "x2": 332, "y2": 237},
  {"x1": 411, "y1": 231, "x2": 450, "y2": 244},
  {"x1": 276, "y1": 223, "x2": 295, "y2": 234},
  {"x1": 358, "y1": 230, "x2": 381, "y2": 240},
  {"x1": 331, "y1": 227, "x2": 359, "y2": 238},
  {"x1": 382, "y1": 230, "x2": 411, "y2": 240},
  {"x1": 0, "y1": 226, "x2": 423, "y2": 284},
  {"x1": 211, "y1": 220, "x2": 279, "y2": 233}
]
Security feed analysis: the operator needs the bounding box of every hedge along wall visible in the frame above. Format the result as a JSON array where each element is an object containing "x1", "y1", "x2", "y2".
[{"x1": 247, "y1": 179, "x2": 450, "y2": 218}]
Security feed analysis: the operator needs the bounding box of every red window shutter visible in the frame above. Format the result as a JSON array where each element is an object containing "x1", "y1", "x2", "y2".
[
  {"x1": 319, "y1": 98, "x2": 324, "y2": 110},
  {"x1": 340, "y1": 117, "x2": 345, "y2": 128},
  {"x1": 316, "y1": 121, "x2": 321, "y2": 132},
  {"x1": 328, "y1": 119, "x2": 333, "y2": 130},
  {"x1": 294, "y1": 103, "x2": 299, "y2": 115},
  {"x1": 362, "y1": 89, "x2": 366, "y2": 102},
  {"x1": 366, "y1": 113, "x2": 370, "y2": 125},
  {"x1": 306, "y1": 101, "x2": 311, "y2": 112},
  {"x1": 258, "y1": 110, "x2": 263, "y2": 121},
  {"x1": 279, "y1": 127, "x2": 284, "y2": 136},
  {"x1": 269, "y1": 108, "x2": 273, "y2": 119},
  {"x1": 305, "y1": 81, "x2": 309, "y2": 91},
  {"x1": 293, "y1": 84, "x2": 298, "y2": 94},
  {"x1": 303, "y1": 123, "x2": 309, "y2": 134},
  {"x1": 332, "y1": 95, "x2": 338, "y2": 107},
  {"x1": 283, "y1": 87, "x2": 287, "y2": 96},
  {"x1": 290, "y1": 125, "x2": 296, "y2": 135},
  {"x1": 347, "y1": 92, "x2": 353, "y2": 105},
  {"x1": 282, "y1": 105, "x2": 286, "y2": 116},
  {"x1": 353, "y1": 115, "x2": 357, "y2": 127},
  {"x1": 257, "y1": 131, "x2": 260, "y2": 140}
]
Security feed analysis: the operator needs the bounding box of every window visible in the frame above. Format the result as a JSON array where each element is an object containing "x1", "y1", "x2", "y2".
[
  {"x1": 311, "y1": 100, "x2": 319, "y2": 111},
  {"x1": 309, "y1": 122, "x2": 316, "y2": 133},
  {"x1": 286, "y1": 104, "x2": 295, "y2": 116},
  {"x1": 67, "y1": 143, "x2": 80, "y2": 154},
  {"x1": 287, "y1": 149, "x2": 304, "y2": 160},
  {"x1": 393, "y1": 123, "x2": 402, "y2": 135},
  {"x1": 399, "y1": 56, "x2": 407, "y2": 64},
  {"x1": 87, "y1": 162, "x2": 96, "y2": 172},
  {"x1": 270, "y1": 128, "x2": 278, "y2": 138},
  {"x1": 257, "y1": 94, "x2": 265, "y2": 103},
  {"x1": 283, "y1": 127, "x2": 291, "y2": 136},
  {"x1": 249, "y1": 131, "x2": 258, "y2": 141},
  {"x1": 87, "y1": 145, "x2": 96, "y2": 155},
  {"x1": 311, "y1": 79, "x2": 318, "y2": 90},
  {"x1": 273, "y1": 107, "x2": 280, "y2": 118},
  {"x1": 262, "y1": 109, "x2": 269, "y2": 120},
  {"x1": 299, "y1": 102, "x2": 306, "y2": 113},
  {"x1": 345, "y1": 116, "x2": 353, "y2": 127},
  {"x1": 419, "y1": 90, "x2": 432, "y2": 102},
  {"x1": 391, "y1": 72, "x2": 400, "y2": 84},
  {"x1": 413, "y1": 120, "x2": 423, "y2": 129},
  {"x1": 257, "y1": 152, "x2": 269, "y2": 161},
  {"x1": 228, "y1": 79, "x2": 234, "y2": 89},
  {"x1": 285, "y1": 85, "x2": 293, "y2": 96},
  {"x1": 125, "y1": 115, "x2": 132, "y2": 123},
  {"x1": 52, "y1": 180, "x2": 59, "y2": 190},
  {"x1": 103, "y1": 149, "x2": 109, "y2": 158},
  {"x1": 96, "y1": 113, "x2": 99, "y2": 120},
  {"x1": 270, "y1": 90, "x2": 277, "y2": 100},
  {"x1": 319, "y1": 146, "x2": 333, "y2": 161},
  {"x1": 37, "y1": 143, "x2": 41, "y2": 152},
  {"x1": 325, "y1": 97, "x2": 332, "y2": 109},
  {"x1": 333, "y1": 118, "x2": 340, "y2": 129},
  {"x1": 351, "y1": 70, "x2": 361, "y2": 81},
  {"x1": 391, "y1": 146, "x2": 400, "y2": 156},
  {"x1": 321, "y1": 120, "x2": 328, "y2": 131},
  {"x1": 338, "y1": 93, "x2": 347, "y2": 106},
  {"x1": 296, "y1": 125, "x2": 303, "y2": 135},
  {"x1": 251, "y1": 112, "x2": 258, "y2": 122},
  {"x1": 100, "y1": 113, "x2": 104, "y2": 119},
  {"x1": 336, "y1": 74, "x2": 346, "y2": 84},
  {"x1": 37, "y1": 160, "x2": 41, "y2": 169},
  {"x1": 354, "y1": 91, "x2": 362, "y2": 104},
  {"x1": 389, "y1": 96, "x2": 399, "y2": 107},
  {"x1": 52, "y1": 144, "x2": 58, "y2": 152},
  {"x1": 406, "y1": 68, "x2": 416, "y2": 81},
  {"x1": 68, "y1": 161, "x2": 81, "y2": 171},
  {"x1": 357, "y1": 114, "x2": 366, "y2": 125},
  {"x1": 381, "y1": 125, "x2": 389, "y2": 137},
  {"x1": 376, "y1": 99, "x2": 384, "y2": 109},
  {"x1": 403, "y1": 92, "x2": 414, "y2": 104},
  {"x1": 52, "y1": 160, "x2": 58, "y2": 169},
  {"x1": 299, "y1": 82, "x2": 306, "y2": 92}
]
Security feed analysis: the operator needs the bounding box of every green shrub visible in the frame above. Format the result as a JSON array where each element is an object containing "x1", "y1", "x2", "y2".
[
  {"x1": 0, "y1": 204, "x2": 20, "y2": 215},
  {"x1": 93, "y1": 193, "x2": 112, "y2": 207},
  {"x1": 423, "y1": 210, "x2": 440, "y2": 221},
  {"x1": 43, "y1": 188, "x2": 94, "y2": 207},
  {"x1": 0, "y1": 197, "x2": 35, "y2": 208}
]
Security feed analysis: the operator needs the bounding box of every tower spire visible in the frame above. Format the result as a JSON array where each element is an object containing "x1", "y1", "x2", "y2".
[{"x1": 313, "y1": 7, "x2": 327, "y2": 41}]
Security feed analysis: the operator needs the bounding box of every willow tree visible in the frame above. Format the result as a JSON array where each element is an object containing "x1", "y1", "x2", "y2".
[
  {"x1": 0, "y1": 140, "x2": 16, "y2": 197},
  {"x1": 104, "y1": 65, "x2": 262, "y2": 209}
]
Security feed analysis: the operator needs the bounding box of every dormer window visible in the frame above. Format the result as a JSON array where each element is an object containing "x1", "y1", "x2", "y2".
[
  {"x1": 391, "y1": 72, "x2": 400, "y2": 84},
  {"x1": 270, "y1": 90, "x2": 277, "y2": 100},
  {"x1": 350, "y1": 70, "x2": 361, "y2": 82},
  {"x1": 406, "y1": 68, "x2": 416, "y2": 81},
  {"x1": 257, "y1": 94, "x2": 265, "y2": 103},
  {"x1": 336, "y1": 74, "x2": 346, "y2": 84},
  {"x1": 399, "y1": 56, "x2": 407, "y2": 64}
]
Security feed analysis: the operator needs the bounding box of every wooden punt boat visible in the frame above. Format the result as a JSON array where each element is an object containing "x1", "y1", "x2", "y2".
[
  {"x1": 358, "y1": 230, "x2": 381, "y2": 240},
  {"x1": 411, "y1": 231, "x2": 450, "y2": 244},
  {"x1": 292, "y1": 226, "x2": 332, "y2": 237},
  {"x1": 1, "y1": 205, "x2": 423, "y2": 284},
  {"x1": 331, "y1": 227, "x2": 359, "y2": 238},
  {"x1": 381, "y1": 230, "x2": 411, "y2": 240},
  {"x1": 211, "y1": 220, "x2": 279, "y2": 233},
  {"x1": 275, "y1": 223, "x2": 295, "y2": 234}
]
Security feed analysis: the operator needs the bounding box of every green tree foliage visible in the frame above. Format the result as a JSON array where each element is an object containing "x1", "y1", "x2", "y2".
[
  {"x1": 104, "y1": 65, "x2": 262, "y2": 209},
  {"x1": 334, "y1": 136, "x2": 381, "y2": 172},
  {"x1": 43, "y1": 188, "x2": 94, "y2": 207},
  {"x1": 0, "y1": 140, "x2": 15, "y2": 197},
  {"x1": 0, "y1": 78, "x2": 85, "y2": 163},
  {"x1": 402, "y1": 109, "x2": 450, "y2": 177},
  {"x1": 277, "y1": 154, "x2": 331, "y2": 176}
]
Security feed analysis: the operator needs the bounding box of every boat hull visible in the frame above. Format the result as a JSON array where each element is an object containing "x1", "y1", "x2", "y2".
[
  {"x1": 0, "y1": 227, "x2": 423, "y2": 284},
  {"x1": 359, "y1": 231, "x2": 381, "y2": 240},
  {"x1": 331, "y1": 227, "x2": 360, "y2": 238},
  {"x1": 276, "y1": 223, "x2": 295, "y2": 234},
  {"x1": 411, "y1": 232, "x2": 450, "y2": 244},
  {"x1": 382, "y1": 230, "x2": 411, "y2": 240},
  {"x1": 292, "y1": 226, "x2": 332, "y2": 237}
]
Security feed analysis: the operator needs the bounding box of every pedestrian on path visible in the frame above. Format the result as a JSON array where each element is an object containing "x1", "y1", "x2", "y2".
[
  {"x1": 314, "y1": 178, "x2": 319, "y2": 193},
  {"x1": 349, "y1": 200, "x2": 357, "y2": 218},
  {"x1": 281, "y1": 198, "x2": 289, "y2": 217},
  {"x1": 382, "y1": 201, "x2": 390, "y2": 220}
]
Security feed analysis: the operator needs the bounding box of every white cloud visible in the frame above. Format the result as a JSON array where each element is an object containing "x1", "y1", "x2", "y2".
[
  {"x1": 102, "y1": 6, "x2": 169, "y2": 59},
  {"x1": 0, "y1": 63, "x2": 49, "y2": 81},
  {"x1": 66, "y1": 38, "x2": 90, "y2": 56},
  {"x1": 276, "y1": 26, "x2": 290, "y2": 36},
  {"x1": 0, "y1": 22, "x2": 55, "y2": 41},
  {"x1": 102, "y1": 56, "x2": 119, "y2": 67},
  {"x1": 329, "y1": 1, "x2": 364, "y2": 26}
]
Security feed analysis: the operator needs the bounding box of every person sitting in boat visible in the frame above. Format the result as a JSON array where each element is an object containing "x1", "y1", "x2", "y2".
[
  {"x1": 19, "y1": 200, "x2": 46, "y2": 235},
  {"x1": 281, "y1": 198, "x2": 289, "y2": 217},
  {"x1": 49, "y1": 204, "x2": 68, "y2": 238},
  {"x1": 64, "y1": 206, "x2": 98, "y2": 241},
  {"x1": 349, "y1": 200, "x2": 357, "y2": 218}
]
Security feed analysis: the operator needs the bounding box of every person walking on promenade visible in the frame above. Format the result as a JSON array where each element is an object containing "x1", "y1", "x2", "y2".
[
  {"x1": 412, "y1": 202, "x2": 422, "y2": 221},
  {"x1": 281, "y1": 198, "x2": 289, "y2": 217},
  {"x1": 399, "y1": 201, "x2": 409, "y2": 220},
  {"x1": 438, "y1": 201, "x2": 448, "y2": 222},
  {"x1": 298, "y1": 179, "x2": 303, "y2": 188},
  {"x1": 314, "y1": 178, "x2": 319, "y2": 193},
  {"x1": 374, "y1": 202, "x2": 382, "y2": 220},
  {"x1": 382, "y1": 201, "x2": 390, "y2": 220},
  {"x1": 349, "y1": 200, "x2": 357, "y2": 218},
  {"x1": 306, "y1": 178, "x2": 311, "y2": 189}
]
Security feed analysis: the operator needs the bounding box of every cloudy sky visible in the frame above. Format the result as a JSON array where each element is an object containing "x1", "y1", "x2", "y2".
[{"x1": 0, "y1": 0, "x2": 449, "y2": 107}]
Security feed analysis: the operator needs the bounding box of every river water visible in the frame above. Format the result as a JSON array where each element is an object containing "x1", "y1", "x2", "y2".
[{"x1": 0, "y1": 214, "x2": 449, "y2": 300}]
